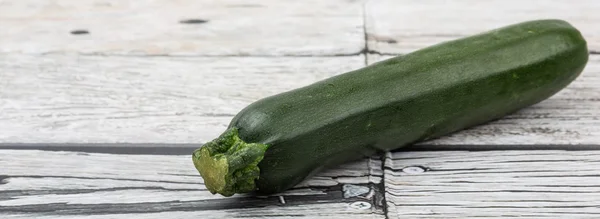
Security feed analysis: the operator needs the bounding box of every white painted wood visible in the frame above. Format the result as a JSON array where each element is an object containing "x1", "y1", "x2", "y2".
[
  {"x1": 384, "y1": 150, "x2": 600, "y2": 218},
  {"x1": 3, "y1": 53, "x2": 599, "y2": 146},
  {"x1": 0, "y1": 54, "x2": 364, "y2": 143},
  {"x1": 2, "y1": 1, "x2": 597, "y2": 146},
  {"x1": 0, "y1": 150, "x2": 384, "y2": 218},
  {"x1": 0, "y1": 0, "x2": 365, "y2": 56},
  {"x1": 365, "y1": 0, "x2": 600, "y2": 54},
  {"x1": 365, "y1": 55, "x2": 600, "y2": 145},
  {"x1": 5, "y1": 206, "x2": 382, "y2": 219}
]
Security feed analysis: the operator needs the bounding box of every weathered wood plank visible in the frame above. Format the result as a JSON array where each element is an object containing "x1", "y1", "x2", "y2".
[
  {"x1": 0, "y1": 0, "x2": 365, "y2": 56},
  {"x1": 3, "y1": 53, "x2": 599, "y2": 146},
  {"x1": 4, "y1": 206, "x2": 380, "y2": 219},
  {"x1": 366, "y1": 0, "x2": 600, "y2": 54},
  {"x1": 384, "y1": 150, "x2": 600, "y2": 218},
  {"x1": 0, "y1": 149, "x2": 384, "y2": 218},
  {"x1": 365, "y1": 55, "x2": 600, "y2": 146},
  {"x1": 0, "y1": 54, "x2": 364, "y2": 143},
  {"x1": 3, "y1": 53, "x2": 600, "y2": 146}
]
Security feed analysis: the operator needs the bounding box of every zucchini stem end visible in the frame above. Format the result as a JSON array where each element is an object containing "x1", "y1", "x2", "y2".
[{"x1": 192, "y1": 127, "x2": 268, "y2": 197}]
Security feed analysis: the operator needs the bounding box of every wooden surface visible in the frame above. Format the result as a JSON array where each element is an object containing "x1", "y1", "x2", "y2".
[
  {"x1": 3, "y1": 54, "x2": 598, "y2": 145},
  {"x1": 0, "y1": 150, "x2": 384, "y2": 218},
  {"x1": 385, "y1": 150, "x2": 600, "y2": 218},
  {"x1": 0, "y1": 54, "x2": 363, "y2": 143},
  {"x1": 0, "y1": 0, "x2": 364, "y2": 56},
  {"x1": 365, "y1": 0, "x2": 600, "y2": 54},
  {"x1": 1, "y1": 0, "x2": 600, "y2": 218}
]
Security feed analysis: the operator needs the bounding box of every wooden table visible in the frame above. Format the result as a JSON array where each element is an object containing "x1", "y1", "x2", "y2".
[{"x1": 1, "y1": 1, "x2": 599, "y2": 218}]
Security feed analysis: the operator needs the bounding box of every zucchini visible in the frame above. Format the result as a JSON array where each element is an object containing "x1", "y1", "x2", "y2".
[{"x1": 193, "y1": 19, "x2": 589, "y2": 196}]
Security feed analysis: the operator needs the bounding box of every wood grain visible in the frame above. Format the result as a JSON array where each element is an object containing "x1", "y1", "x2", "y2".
[
  {"x1": 0, "y1": 149, "x2": 384, "y2": 218},
  {"x1": 365, "y1": 55, "x2": 600, "y2": 146},
  {"x1": 365, "y1": 0, "x2": 600, "y2": 54},
  {"x1": 3, "y1": 53, "x2": 600, "y2": 146},
  {"x1": 3, "y1": 1, "x2": 600, "y2": 218},
  {"x1": 0, "y1": 54, "x2": 364, "y2": 143},
  {"x1": 384, "y1": 150, "x2": 600, "y2": 218},
  {"x1": 0, "y1": 0, "x2": 364, "y2": 56}
]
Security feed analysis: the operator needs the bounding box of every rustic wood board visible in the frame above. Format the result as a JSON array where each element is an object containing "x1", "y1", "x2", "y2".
[
  {"x1": 365, "y1": 55, "x2": 600, "y2": 146},
  {"x1": 0, "y1": 54, "x2": 364, "y2": 144},
  {"x1": 365, "y1": 0, "x2": 600, "y2": 54},
  {"x1": 0, "y1": 0, "x2": 364, "y2": 56},
  {"x1": 2, "y1": 1, "x2": 600, "y2": 218},
  {"x1": 3, "y1": 53, "x2": 599, "y2": 146},
  {"x1": 384, "y1": 150, "x2": 600, "y2": 218},
  {"x1": 0, "y1": 150, "x2": 384, "y2": 218}
]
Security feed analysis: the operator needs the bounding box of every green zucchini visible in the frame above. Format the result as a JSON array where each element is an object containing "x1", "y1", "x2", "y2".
[{"x1": 193, "y1": 19, "x2": 589, "y2": 196}]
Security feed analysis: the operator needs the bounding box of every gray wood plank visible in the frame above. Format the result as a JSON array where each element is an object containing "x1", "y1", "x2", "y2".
[
  {"x1": 365, "y1": 0, "x2": 600, "y2": 54},
  {"x1": 384, "y1": 150, "x2": 600, "y2": 218},
  {"x1": 364, "y1": 55, "x2": 600, "y2": 146},
  {"x1": 0, "y1": 54, "x2": 364, "y2": 144},
  {"x1": 0, "y1": 0, "x2": 365, "y2": 56},
  {"x1": 4, "y1": 53, "x2": 600, "y2": 146},
  {"x1": 0, "y1": 149, "x2": 385, "y2": 218},
  {"x1": 3, "y1": 53, "x2": 599, "y2": 146}
]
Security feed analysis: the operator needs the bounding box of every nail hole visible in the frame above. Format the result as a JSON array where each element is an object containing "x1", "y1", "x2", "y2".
[
  {"x1": 349, "y1": 201, "x2": 371, "y2": 210},
  {"x1": 70, "y1": 30, "x2": 90, "y2": 35},
  {"x1": 226, "y1": 4, "x2": 263, "y2": 8},
  {"x1": 179, "y1": 19, "x2": 209, "y2": 24},
  {"x1": 402, "y1": 166, "x2": 428, "y2": 174}
]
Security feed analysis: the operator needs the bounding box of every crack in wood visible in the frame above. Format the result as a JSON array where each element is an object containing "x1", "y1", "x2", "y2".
[
  {"x1": 0, "y1": 187, "x2": 201, "y2": 198},
  {"x1": 0, "y1": 192, "x2": 352, "y2": 214},
  {"x1": 375, "y1": 154, "x2": 389, "y2": 219},
  {"x1": 0, "y1": 175, "x2": 202, "y2": 185}
]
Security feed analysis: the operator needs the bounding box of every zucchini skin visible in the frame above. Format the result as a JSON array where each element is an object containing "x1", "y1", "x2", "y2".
[{"x1": 200, "y1": 19, "x2": 589, "y2": 195}]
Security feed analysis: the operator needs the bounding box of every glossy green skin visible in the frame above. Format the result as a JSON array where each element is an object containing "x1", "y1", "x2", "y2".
[{"x1": 229, "y1": 19, "x2": 589, "y2": 194}]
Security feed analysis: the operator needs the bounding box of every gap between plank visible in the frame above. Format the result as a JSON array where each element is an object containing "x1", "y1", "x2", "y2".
[
  {"x1": 361, "y1": 1, "x2": 369, "y2": 66},
  {"x1": 398, "y1": 144, "x2": 600, "y2": 151},
  {"x1": 34, "y1": 51, "x2": 366, "y2": 58},
  {"x1": 0, "y1": 144, "x2": 198, "y2": 155},
  {"x1": 2, "y1": 143, "x2": 600, "y2": 155}
]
